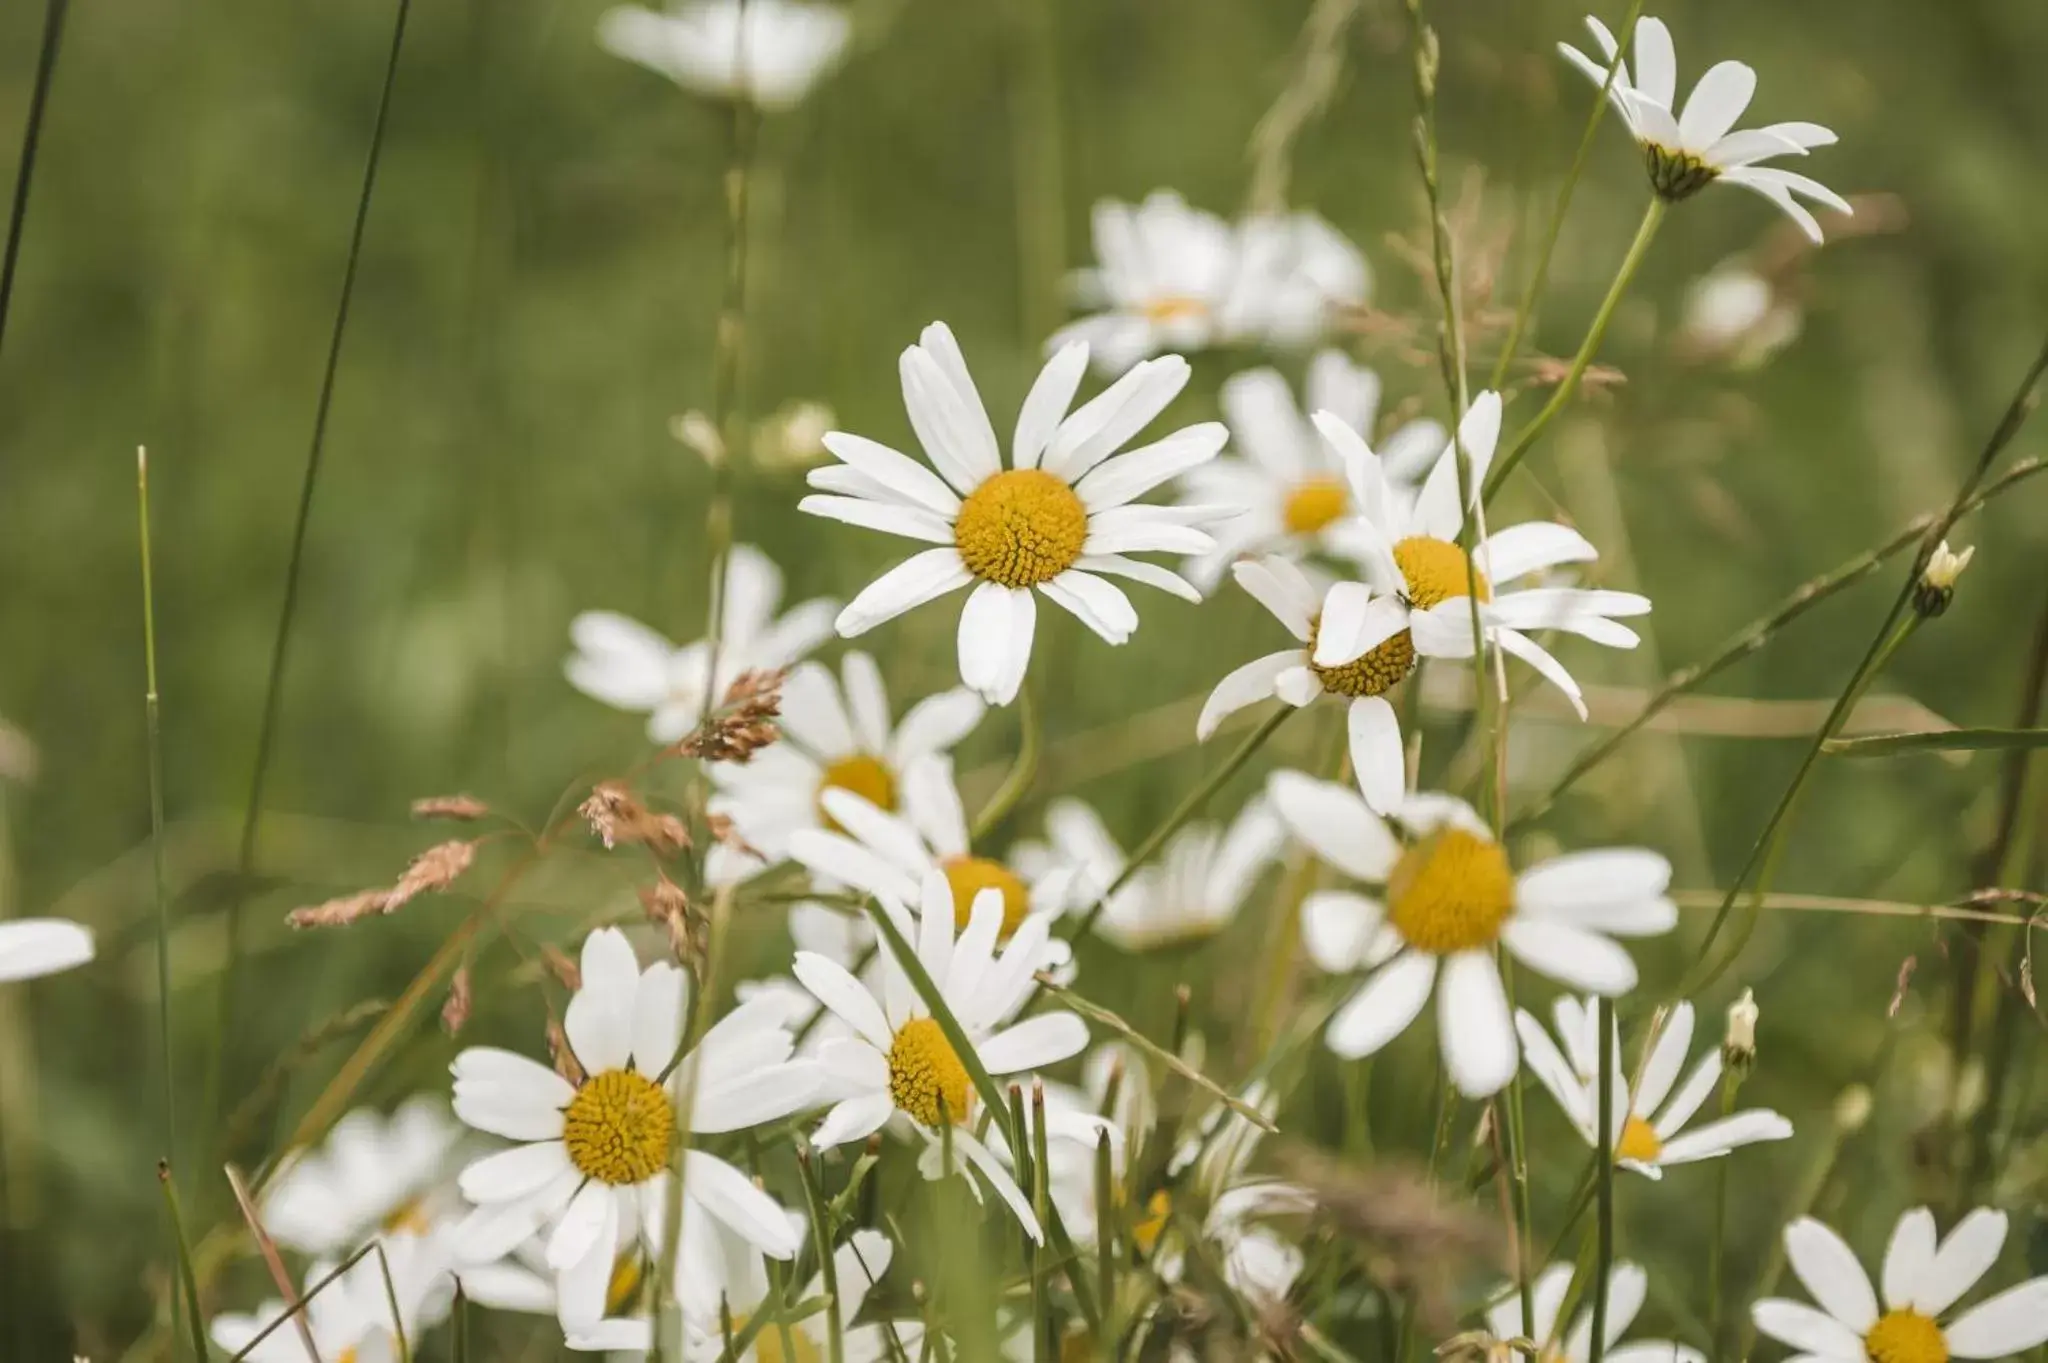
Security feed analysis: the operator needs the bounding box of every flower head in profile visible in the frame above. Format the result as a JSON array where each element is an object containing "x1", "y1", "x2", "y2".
[
  {"x1": 1177, "y1": 351, "x2": 1444, "y2": 591},
  {"x1": 212, "y1": 1230, "x2": 454, "y2": 1363},
  {"x1": 793, "y1": 871, "x2": 1090, "y2": 1241},
  {"x1": 447, "y1": 929, "x2": 820, "y2": 1334},
  {"x1": 708, "y1": 650, "x2": 984, "y2": 870},
  {"x1": 1752, "y1": 1206, "x2": 2048, "y2": 1363},
  {"x1": 262, "y1": 1097, "x2": 464, "y2": 1256},
  {"x1": 0, "y1": 918, "x2": 92, "y2": 985},
  {"x1": 1269, "y1": 772, "x2": 1675, "y2": 1096},
  {"x1": 1009, "y1": 795, "x2": 1283, "y2": 951},
  {"x1": 597, "y1": 0, "x2": 850, "y2": 110},
  {"x1": 1517, "y1": 996, "x2": 1792, "y2": 1179},
  {"x1": 801, "y1": 323, "x2": 1228, "y2": 705},
  {"x1": 1558, "y1": 14, "x2": 1849, "y2": 240},
  {"x1": 566, "y1": 545, "x2": 836, "y2": 743},
  {"x1": 1481, "y1": 1260, "x2": 1702, "y2": 1363}
]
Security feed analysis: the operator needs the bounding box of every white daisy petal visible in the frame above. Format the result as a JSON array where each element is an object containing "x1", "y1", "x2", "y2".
[
  {"x1": 1916, "y1": 1208, "x2": 2008, "y2": 1316},
  {"x1": 1495, "y1": 627, "x2": 1588, "y2": 718},
  {"x1": 1633, "y1": 1003, "x2": 1695, "y2": 1115},
  {"x1": 820, "y1": 432, "x2": 964, "y2": 515},
  {"x1": 458, "y1": 1141, "x2": 574, "y2": 1205},
  {"x1": 1751, "y1": 1300, "x2": 1866, "y2": 1359},
  {"x1": 1075, "y1": 423, "x2": 1228, "y2": 511},
  {"x1": 1503, "y1": 918, "x2": 1638, "y2": 995},
  {"x1": 1198, "y1": 651, "x2": 1296, "y2": 740},
  {"x1": 835, "y1": 548, "x2": 972, "y2": 637},
  {"x1": 1473, "y1": 522, "x2": 1600, "y2": 583},
  {"x1": 1652, "y1": 1050, "x2": 1723, "y2": 1138},
  {"x1": 1042, "y1": 570, "x2": 1138, "y2": 645},
  {"x1": 1325, "y1": 952, "x2": 1436, "y2": 1059},
  {"x1": 1654, "y1": 1110, "x2": 1792, "y2": 1164},
  {"x1": 798, "y1": 494, "x2": 956, "y2": 545},
  {"x1": 1015, "y1": 342, "x2": 1091, "y2": 469},
  {"x1": 1785, "y1": 1217, "x2": 1880, "y2": 1332},
  {"x1": 1301, "y1": 890, "x2": 1385, "y2": 973},
  {"x1": 977, "y1": 1013, "x2": 1089, "y2": 1074},
  {"x1": 1440, "y1": 951, "x2": 1517, "y2": 1097},
  {"x1": 1044, "y1": 356, "x2": 1191, "y2": 482},
  {"x1": 814, "y1": 1091, "x2": 895, "y2": 1148},
  {"x1": 794, "y1": 952, "x2": 893, "y2": 1051},
  {"x1": 1232, "y1": 556, "x2": 1317, "y2": 639},
  {"x1": 958, "y1": 580, "x2": 1015, "y2": 700},
  {"x1": 1075, "y1": 553, "x2": 1203, "y2": 603},
  {"x1": 1632, "y1": 16, "x2": 1676, "y2": 108},
  {"x1": 1347, "y1": 695, "x2": 1406, "y2": 814},
  {"x1": 685, "y1": 1148, "x2": 802, "y2": 1258},
  {"x1": 900, "y1": 344, "x2": 998, "y2": 495},
  {"x1": 1943, "y1": 1279, "x2": 2048, "y2": 1358},
  {"x1": 631, "y1": 963, "x2": 687, "y2": 1076},
  {"x1": 951, "y1": 1127, "x2": 1044, "y2": 1243},
  {"x1": 891, "y1": 688, "x2": 985, "y2": 762},
  {"x1": 840, "y1": 651, "x2": 892, "y2": 754},
  {"x1": 1677, "y1": 60, "x2": 1756, "y2": 149},
  {"x1": 1267, "y1": 771, "x2": 1401, "y2": 882}
]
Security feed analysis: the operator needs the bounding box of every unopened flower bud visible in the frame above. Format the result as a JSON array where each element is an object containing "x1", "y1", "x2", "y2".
[
  {"x1": 1723, "y1": 987, "x2": 1759, "y2": 1079},
  {"x1": 1914, "y1": 540, "x2": 1973, "y2": 618},
  {"x1": 753, "y1": 399, "x2": 836, "y2": 471}
]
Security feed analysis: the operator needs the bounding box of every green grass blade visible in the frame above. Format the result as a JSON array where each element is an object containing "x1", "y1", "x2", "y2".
[{"x1": 1822, "y1": 726, "x2": 2048, "y2": 757}]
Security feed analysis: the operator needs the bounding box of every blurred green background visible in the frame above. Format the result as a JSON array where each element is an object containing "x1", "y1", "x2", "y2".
[{"x1": 3, "y1": 0, "x2": 2047, "y2": 1354}]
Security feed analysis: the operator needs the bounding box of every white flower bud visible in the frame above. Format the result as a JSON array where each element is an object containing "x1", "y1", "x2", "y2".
[
  {"x1": 1724, "y1": 987, "x2": 1759, "y2": 1077},
  {"x1": 1915, "y1": 540, "x2": 1973, "y2": 617}
]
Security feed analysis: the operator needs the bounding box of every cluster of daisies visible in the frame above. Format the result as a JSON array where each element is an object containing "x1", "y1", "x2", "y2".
[{"x1": 160, "y1": 5, "x2": 2048, "y2": 1363}]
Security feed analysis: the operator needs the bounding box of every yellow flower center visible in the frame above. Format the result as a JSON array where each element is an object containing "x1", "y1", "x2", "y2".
[
  {"x1": 1306, "y1": 613, "x2": 1416, "y2": 699},
  {"x1": 1384, "y1": 828, "x2": 1516, "y2": 954},
  {"x1": 887, "y1": 1017, "x2": 973, "y2": 1127},
  {"x1": 736, "y1": 1314, "x2": 824, "y2": 1363},
  {"x1": 379, "y1": 1196, "x2": 433, "y2": 1236},
  {"x1": 1132, "y1": 1189, "x2": 1172, "y2": 1255},
  {"x1": 1393, "y1": 535, "x2": 1491, "y2": 610},
  {"x1": 942, "y1": 855, "x2": 1030, "y2": 939},
  {"x1": 1282, "y1": 476, "x2": 1350, "y2": 535},
  {"x1": 1142, "y1": 295, "x2": 1209, "y2": 326},
  {"x1": 817, "y1": 753, "x2": 898, "y2": 832},
  {"x1": 1865, "y1": 1310, "x2": 1948, "y2": 1363},
  {"x1": 336, "y1": 1352, "x2": 359, "y2": 1363},
  {"x1": 607, "y1": 1254, "x2": 644, "y2": 1316},
  {"x1": 953, "y1": 469, "x2": 1088, "y2": 588},
  {"x1": 562, "y1": 1069, "x2": 674, "y2": 1186},
  {"x1": 1616, "y1": 1114, "x2": 1663, "y2": 1164}
]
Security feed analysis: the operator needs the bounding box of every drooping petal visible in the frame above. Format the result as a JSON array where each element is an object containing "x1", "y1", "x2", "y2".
[
  {"x1": 1198, "y1": 651, "x2": 1296, "y2": 741},
  {"x1": 834, "y1": 548, "x2": 972, "y2": 637},
  {"x1": 1347, "y1": 695, "x2": 1407, "y2": 814}
]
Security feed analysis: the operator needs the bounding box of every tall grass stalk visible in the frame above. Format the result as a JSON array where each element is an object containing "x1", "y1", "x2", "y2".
[
  {"x1": 1588, "y1": 996, "x2": 1616, "y2": 1363},
  {"x1": 795, "y1": 1145, "x2": 845, "y2": 1363},
  {"x1": 0, "y1": 0, "x2": 66, "y2": 364},
  {"x1": 156, "y1": 1162, "x2": 212, "y2": 1363},
  {"x1": 212, "y1": 0, "x2": 416, "y2": 1146},
  {"x1": 1004, "y1": 0, "x2": 1065, "y2": 345},
  {"x1": 224, "y1": 1242, "x2": 377, "y2": 1362}
]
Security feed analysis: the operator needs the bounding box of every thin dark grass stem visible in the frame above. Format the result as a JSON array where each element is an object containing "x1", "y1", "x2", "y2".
[
  {"x1": 156, "y1": 1162, "x2": 213, "y2": 1363},
  {"x1": 0, "y1": 0, "x2": 67, "y2": 365},
  {"x1": 1589, "y1": 997, "x2": 1615, "y2": 1363},
  {"x1": 225, "y1": 1242, "x2": 376, "y2": 1362},
  {"x1": 210, "y1": 0, "x2": 415, "y2": 1144}
]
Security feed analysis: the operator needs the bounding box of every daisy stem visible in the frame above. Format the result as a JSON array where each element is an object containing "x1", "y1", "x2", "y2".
[
  {"x1": 1484, "y1": 195, "x2": 1665, "y2": 503},
  {"x1": 206, "y1": 0, "x2": 414, "y2": 1156},
  {"x1": 1029, "y1": 1084, "x2": 1055, "y2": 1363},
  {"x1": 1513, "y1": 457, "x2": 2048, "y2": 830},
  {"x1": 1497, "y1": 962, "x2": 1537, "y2": 1339},
  {"x1": 1589, "y1": 996, "x2": 1616, "y2": 1363},
  {"x1": 1485, "y1": 0, "x2": 1648, "y2": 393},
  {"x1": 797, "y1": 1146, "x2": 847, "y2": 1363},
  {"x1": 0, "y1": 0, "x2": 65, "y2": 366},
  {"x1": 1067, "y1": 706, "x2": 1294, "y2": 944},
  {"x1": 1705, "y1": 1073, "x2": 1738, "y2": 1356},
  {"x1": 969, "y1": 682, "x2": 1040, "y2": 844},
  {"x1": 1092, "y1": 1130, "x2": 1115, "y2": 1333}
]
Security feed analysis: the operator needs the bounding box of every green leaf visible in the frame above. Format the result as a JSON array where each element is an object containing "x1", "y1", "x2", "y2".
[{"x1": 1821, "y1": 727, "x2": 2048, "y2": 757}]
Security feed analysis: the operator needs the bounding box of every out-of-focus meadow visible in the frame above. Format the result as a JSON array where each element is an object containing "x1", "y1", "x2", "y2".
[{"x1": 3, "y1": 0, "x2": 2047, "y2": 1355}]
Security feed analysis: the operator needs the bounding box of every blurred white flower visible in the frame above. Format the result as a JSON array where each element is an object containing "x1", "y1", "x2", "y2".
[
  {"x1": 1678, "y1": 261, "x2": 1802, "y2": 367},
  {"x1": 262, "y1": 1097, "x2": 463, "y2": 1256},
  {"x1": 564, "y1": 544, "x2": 837, "y2": 743},
  {"x1": 447, "y1": 929, "x2": 820, "y2": 1336},
  {"x1": 801, "y1": 323, "x2": 1227, "y2": 705},
  {"x1": 1753, "y1": 1207, "x2": 2048, "y2": 1363},
  {"x1": 1517, "y1": 995, "x2": 1792, "y2": 1179},
  {"x1": 1050, "y1": 192, "x2": 1367, "y2": 376},
  {"x1": 0, "y1": 918, "x2": 92, "y2": 984},
  {"x1": 1481, "y1": 1259, "x2": 1703, "y2": 1363},
  {"x1": 1177, "y1": 351, "x2": 1443, "y2": 592},
  {"x1": 211, "y1": 1229, "x2": 455, "y2": 1363},
  {"x1": 678, "y1": 1219, "x2": 906, "y2": 1362},
  {"x1": 597, "y1": 0, "x2": 850, "y2": 110},
  {"x1": 708, "y1": 650, "x2": 982, "y2": 871},
  {"x1": 1558, "y1": 14, "x2": 1849, "y2": 240},
  {"x1": 793, "y1": 871, "x2": 1090, "y2": 1242},
  {"x1": 1269, "y1": 772, "x2": 1676, "y2": 1097},
  {"x1": 753, "y1": 398, "x2": 838, "y2": 470}
]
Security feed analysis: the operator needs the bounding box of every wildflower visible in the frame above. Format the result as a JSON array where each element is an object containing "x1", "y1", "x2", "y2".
[
  {"x1": 753, "y1": 399, "x2": 838, "y2": 470},
  {"x1": 1152, "y1": 1082, "x2": 1312, "y2": 1310},
  {"x1": 1752, "y1": 1207, "x2": 2048, "y2": 1363},
  {"x1": 565, "y1": 544, "x2": 836, "y2": 743},
  {"x1": 792, "y1": 871, "x2": 1090, "y2": 1241},
  {"x1": 262, "y1": 1097, "x2": 464, "y2": 1256},
  {"x1": 801, "y1": 322, "x2": 1228, "y2": 705},
  {"x1": 1177, "y1": 351, "x2": 1446, "y2": 592},
  {"x1": 708, "y1": 650, "x2": 984, "y2": 870},
  {"x1": 1009, "y1": 795, "x2": 1283, "y2": 951},
  {"x1": 1724, "y1": 986, "x2": 1759, "y2": 1077},
  {"x1": 211, "y1": 1230, "x2": 454, "y2": 1362},
  {"x1": 1558, "y1": 14, "x2": 1849, "y2": 241},
  {"x1": 1313, "y1": 394, "x2": 1651, "y2": 730},
  {"x1": 1270, "y1": 772, "x2": 1676, "y2": 1096},
  {"x1": 1914, "y1": 541, "x2": 1973, "y2": 619},
  {"x1": 448, "y1": 929, "x2": 821, "y2": 1330},
  {"x1": 1677, "y1": 260, "x2": 1802, "y2": 368},
  {"x1": 676, "y1": 1220, "x2": 907, "y2": 1361},
  {"x1": 1481, "y1": 1260, "x2": 1702, "y2": 1363},
  {"x1": 596, "y1": 0, "x2": 850, "y2": 111},
  {"x1": 1517, "y1": 996, "x2": 1792, "y2": 1178},
  {"x1": 0, "y1": 918, "x2": 93, "y2": 984}
]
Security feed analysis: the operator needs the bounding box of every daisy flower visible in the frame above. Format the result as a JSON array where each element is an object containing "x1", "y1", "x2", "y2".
[
  {"x1": 211, "y1": 1229, "x2": 455, "y2": 1363},
  {"x1": 0, "y1": 917, "x2": 92, "y2": 984},
  {"x1": 1481, "y1": 1260, "x2": 1702, "y2": 1363},
  {"x1": 444, "y1": 1230, "x2": 666, "y2": 1353},
  {"x1": 597, "y1": 0, "x2": 851, "y2": 111},
  {"x1": 677, "y1": 1219, "x2": 909, "y2": 1363},
  {"x1": 1752, "y1": 1206, "x2": 2048, "y2": 1363},
  {"x1": 262, "y1": 1096, "x2": 464, "y2": 1256},
  {"x1": 708, "y1": 649, "x2": 984, "y2": 868},
  {"x1": 1008, "y1": 795, "x2": 1283, "y2": 951},
  {"x1": 793, "y1": 871, "x2": 1090, "y2": 1241},
  {"x1": 1516, "y1": 995, "x2": 1792, "y2": 1179},
  {"x1": 1268, "y1": 772, "x2": 1676, "y2": 1097},
  {"x1": 1232, "y1": 208, "x2": 1372, "y2": 352},
  {"x1": 1558, "y1": 14, "x2": 1849, "y2": 241},
  {"x1": 788, "y1": 756, "x2": 1075, "y2": 960},
  {"x1": 448, "y1": 929, "x2": 821, "y2": 1331},
  {"x1": 801, "y1": 322, "x2": 1228, "y2": 705},
  {"x1": 1677, "y1": 258, "x2": 1802, "y2": 369},
  {"x1": 1150, "y1": 1082, "x2": 1310, "y2": 1309},
  {"x1": 1312, "y1": 393, "x2": 1652, "y2": 725},
  {"x1": 1177, "y1": 351, "x2": 1445, "y2": 592},
  {"x1": 566, "y1": 544, "x2": 837, "y2": 743}
]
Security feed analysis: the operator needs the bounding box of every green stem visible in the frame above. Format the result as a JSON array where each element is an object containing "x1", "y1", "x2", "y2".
[
  {"x1": 1485, "y1": 196, "x2": 1666, "y2": 502},
  {"x1": 1589, "y1": 997, "x2": 1616, "y2": 1363},
  {"x1": 1498, "y1": 962, "x2": 1537, "y2": 1339},
  {"x1": 1004, "y1": 0, "x2": 1065, "y2": 345},
  {"x1": 969, "y1": 684, "x2": 1039, "y2": 843},
  {"x1": 157, "y1": 1163, "x2": 213, "y2": 1363},
  {"x1": 1706, "y1": 1073, "x2": 1738, "y2": 1356},
  {"x1": 1486, "y1": 0, "x2": 1647, "y2": 391},
  {"x1": 374, "y1": 1241, "x2": 412, "y2": 1363},
  {"x1": 796, "y1": 1147, "x2": 845, "y2": 1363},
  {"x1": 0, "y1": 0, "x2": 66, "y2": 365}
]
